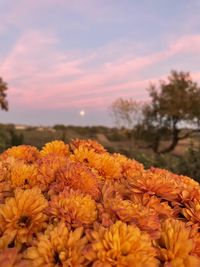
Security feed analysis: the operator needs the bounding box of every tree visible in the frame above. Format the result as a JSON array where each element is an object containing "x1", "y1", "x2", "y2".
[
  {"x1": 142, "y1": 70, "x2": 200, "y2": 153},
  {"x1": 0, "y1": 77, "x2": 8, "y2": 111},
  {"x1": 109, "y1": 98, "x2": 145, "y2": 152},
  {"x1": 0, "y1": 77, "x2": 9, "y2": 149},
  {"x1": 110, "y1": 98, "x2": 144, "y2": 129}
]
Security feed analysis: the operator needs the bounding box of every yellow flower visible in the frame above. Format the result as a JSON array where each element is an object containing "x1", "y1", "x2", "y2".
[
  {"x1": 0, "y1": 188, "x2": 48, "y2": 246},
  {"x1": 1, "y1": 145, "x2": 40, "y2": 164},
  {"x1": 40, "y1": 140, "x2": 69, "y2": 157},
  {"x1": 84, "y1": 221, "x2": 159, "y2": 267},
  {"x1": 70, "y1": 145, "x2": 97, "y2": 164},
  {"x1": 71, "y1": 147, "x2": 122, "y2": 180},
  {"x1": 89, "y1": 153, "x2": 122, "y2": 180},
  {"x1": 10, "y1": 162, "x2": 38, "y2": 188},
  {"x1": 70, "y1": 138, "x2": 106, "y2": 153},
  {"x1": 155, "y1": 218, "x2": 200, "y2": 267},
  {"x1": 57, "y1": 161, "x2": 101, "y2": 200},
  {"x1": 48, "y1": 188, "x2": 97, "y2": 227},
  {"x1": 26, "y1": 222, "x2": 87, "y2": 267}
]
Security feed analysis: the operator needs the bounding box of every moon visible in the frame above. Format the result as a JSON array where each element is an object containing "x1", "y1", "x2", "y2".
[{"x1": 80, "y1": 110, "x2": 85, "y2": 116}]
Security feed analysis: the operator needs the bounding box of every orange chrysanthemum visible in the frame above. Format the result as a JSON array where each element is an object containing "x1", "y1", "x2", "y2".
[
  {"x1": 128, "y1": 168, "x2": 180, "y2": 202},
  {"x1": 0, "y1": 248, "x2": 29, "y2": 267},
  {"x1": 148, "y1": 169, "x2": 200, "y2": 203},
  {"x1": 36, "y1": 155, "x2": 69, "y2": 190},
  {"x1": 0, "y1": 159, "x2": 13, "y2": 182},
  {"x1": 0, "y1": 138, "x2": 199, "y2": 264},
  {"x1": 1, "y1": 145, "x2": 40, "y2": 164},
  {"x1": 130, "y1": 193, "x2": 176, "y2": 219},
  {"x1": 70, "y1": 139, "x2": 106, "y2": 153},
  {"x1": 113, "y1": 153, "x2": 144, "y2": 179},
  {"x1": 174, "y1": 173, "x2": 199, "y2": 188},
  {"x1": 155, "y1": 218, "x2": 200, "y2": 267},
  {"x1": 101, "y1": 179, "x2": 130, "y2": 200},
  {"x1": 10, "y1": 162, "x2": 38, "y2": 188},
  {"x1": 111, "y1": 197, "x2": 160, "y2": 239},
  {"x1": 0, "y1": 188, "x2": 48, "y2": 246},
  {"x1": 70, "y1": 145, "x2": 97, "y2": 164},
  {"x1": 88, "y1": 153, "x2": 122, "y2": 180},
  {"x1": 40, "y1": 140, "x2": 69, "y2": 157},
  {"x1": 56, "y1": 161, "x2": 101, "y2": 200},
  {"x1": 182, "y1": 199, "x2": 200, "y2": 225},
  {"x1": 84, "y1": 221, "x2": 159, "y2": 267},
  {"x1": 47, "y1": 188, "x2": 97, "y2": 227},
  {"x1": 26, "y1": 222, "x2": 87, "y2": 267},
  {"x1": 181, "y1": 186, "x2": 200, "y2": 204},
  {"x1": 0, "y1": 181, "x2": 13, "y2": 204},
  {"x1": 189, "y1": 226, "x2": 200, "y2": 258},
  {"x1": 193, "y1": 236, "x2": 200, "y2": 259},
  {"x1": 177, "y1": 175, "x2": 200, "y2": 202}
]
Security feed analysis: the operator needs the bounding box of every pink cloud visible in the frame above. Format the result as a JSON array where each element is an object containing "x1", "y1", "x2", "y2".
[
  {"x1": 169, "y1": 35, "x2": 200, "y2": 54},
  {"x1": 2, "y1": 32, "x2": 200, "y2": 110},
  {"x1": 0, "y1": 31, "x2": 58, "y2": 79}
]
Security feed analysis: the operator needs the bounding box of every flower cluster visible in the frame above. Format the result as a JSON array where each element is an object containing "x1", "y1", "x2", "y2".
[{"x1": 0, "y1": 139, "x2": 200, "y2": 266}]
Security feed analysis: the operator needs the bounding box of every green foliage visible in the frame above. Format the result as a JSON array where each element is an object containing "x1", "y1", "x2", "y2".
[
  {"x1": 0, "y1": 130, "x2": 10, "y2": 152},
  {"x1": 147, "y1": 71, "x2": 200, "y2": 123},
  {"x1": 53, "y1": 124, "x2": 67, "y2": 131},
  {"x1": 0, "y1": 126, "x2": 24, "y2": 151},
  {"x1": 129, "y1": 150, "x2": 156, "y2": 169},
  {"x1": 9, "y1": 129, "x2": 24, "y2": 146},
  {"x1": 175, "y1": 146, "x2": 200, "y2": 181},
  {"x1": 107, "y1": 128, "x2": 127, "y2": 142}
]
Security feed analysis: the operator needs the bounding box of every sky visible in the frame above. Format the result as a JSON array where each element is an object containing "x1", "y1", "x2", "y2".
[{"x1": 0, "y1": 0, "x2": 200, "y2": 126}]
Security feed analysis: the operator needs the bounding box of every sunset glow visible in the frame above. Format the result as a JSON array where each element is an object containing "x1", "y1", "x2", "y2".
[{"x1": 0, "y1": 0, "x2": 200, "y2": 125}]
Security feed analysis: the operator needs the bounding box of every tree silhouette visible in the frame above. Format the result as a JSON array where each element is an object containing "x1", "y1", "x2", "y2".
[
  {"x1": 0, "y1": 77, "x2": 8, "y2": 111},
  {"x1": 142, "y1": 70, "x2": 200, "y2": 153},
  {"x1": 110, "y1": 98, "x2": 144, "y2": 129},
  {"x1": 111, "y1": 70, "x2": 200, "y2": 154}
]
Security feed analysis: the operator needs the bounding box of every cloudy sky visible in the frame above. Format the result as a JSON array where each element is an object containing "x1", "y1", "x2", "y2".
[{"x1": 0, "y1": 0, "x2": 200, "y2": 126}]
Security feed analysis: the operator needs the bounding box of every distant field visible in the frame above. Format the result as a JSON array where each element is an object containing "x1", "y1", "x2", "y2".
[
  {"x1": 0, "y1": 123, "x2": 200, "y2": 181},
  {"x1": 2, "y1": 124, "x2": 199, "y2": 156}
]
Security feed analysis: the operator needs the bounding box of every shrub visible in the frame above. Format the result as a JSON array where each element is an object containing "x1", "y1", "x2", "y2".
[{"x1": 175, "y1": 146, "x2": 200, "y2": 182}]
